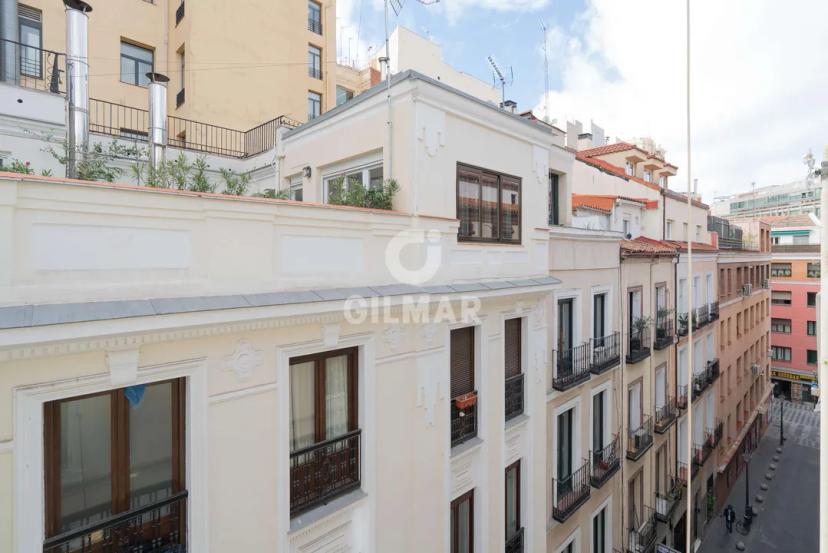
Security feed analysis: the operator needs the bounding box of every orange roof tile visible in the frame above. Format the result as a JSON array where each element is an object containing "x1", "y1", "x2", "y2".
[
  {"x1": 575, "y1": 156, "x2": 663, "y2": 192},
  {"x1": 572, "y1": 194, "x2": 654, "y2": 214},
  {"x1": 664, "y1": 240, "x2": 719, "y2": 252},
  {"x1": 621, "y1": 236, "x2": 678, "y2": 256},
  {"x1": 577, "y1": 142, "x2": 637, "y2": 158}
]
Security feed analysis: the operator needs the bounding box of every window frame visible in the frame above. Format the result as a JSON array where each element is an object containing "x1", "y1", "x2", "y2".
[
  {"x1": 770, "y1": 263, "x2": 792, "y2": 277},
  {"x1": 308, "y1": 44, "x2": 322, "y2": 79},
  {"x1": 307, "y1": 90, "x2": 322, "y2": 120},
  {"x1": 549, "y1": 172, "x2": 561, "y2": 226},
  {"x1": 807, "y1": 292, "x2": 817, "y2": 307},
  {"x1": 43, "y1": 378, "x2": 186, "y2": 539},
  {"x1": 807, "y1": 262, "x2": 820, "y2": 278},
  {"x1": 807, "y1": 320, "x2": 817, "y2": 336},
  {"x1": 308, "y1": 0, "x2": 322, "y2": 34},
  {"x1": 505, "y1": 460, "x2": 521, "y2": 541},
  {"x1": 451, "y1": 489, "x2": 474, "y2": 553},
  {"x1": 119, "y1": 40, "x2": 155, "y2": 87},
  {"x1": 18, "y1": 7, "x2": 43, "y2": 79},
  {"x1": 771, "y1": 318, "x2": 791, "y2": 333},
  {"x1": 807, "y1": 350, "x2": 818, "y2": 365},
  {"x1": 770, "y1": 346, "x2": 791, "y2": 361},
  {"x1": 322, "y1": 161, "x2": 383, "y2": 203},
  {"x1": 456, "y1": 162, "x2": 522, "y2": 244}
]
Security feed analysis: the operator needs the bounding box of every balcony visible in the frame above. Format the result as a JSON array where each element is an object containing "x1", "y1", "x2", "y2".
[
  {"x1": 590, "y1": 332, "x2": 621, "y2": 374},
  {"x1": 308, "y1": 16, "x2": 323, "y2": 34},
  {"x1": 590, "y1": 434, "x2": 621, "y2": 488},
  {"x1": 551, "y1": 459, "x2": 591, "y2": 522},
  {"x1": 504, "y1": 373, "x2": 524, "y2": 422},
  {"x1": 694, "y1": 305, "x2": 710, "y2": 328},
  {"x1": 626, "y1": 416, "x2": 654, "y2": 461},
  {"x1": 451, "y1": 393, "x2": 478, "y2": 446},
  {"x1": 0, "y1": 39, "x2": 65, "y2": 95},
  {"x1": 709, "y1": 301, "x2": 720, "y2": 321},
  {"x1": 505, "y1": 527, "x2": 524, "y2": 553},
  {"x1": 176, "y1": 88, "x2": 185, "y2": 108},
  {"x1": 626, "y1": 326, "x2": 651, "y2": 364},
  {"x1": 43, "y1": 491, "x2": 187, "y2": 553},
  {"x1": 627, "y1": 506, "x2": 657, "y2": 553},
  {"x1": 654, "y1": 397, "x2": 677, "y2": 433},
  {"x1": 692, "y1": 440, "x2": 711, "y2": 467},
  {"x1": 692, "y1": 371, "x2": 709, "y2": 401},
  {"x1": 677, "y1": 313, "x2": 689, "y2": 337},
  {"x1": 707, "y1": 421, "x2": 723, "y2": 449},
  {"x1": 707, "y1": 359, "x2": 720, "y2": 383},
  {"x1": 552, "y1": 343, "x2": 591, "y2": 391},
  {"x1": 677, "y1": 385, "x2": 688, "y2": 410},
  {"x1": 175, "y1": 1, "x2": 185, "y2": 24},
  {"x1": 653, "y1": 317, "x2": 674, "y2": 350},
  {"x1": 654, "y1": 476, "x2": 682, "y2": 522},
  {"x1": 677, "y1": 462, "x2": 689, "y2": 486},
  {"x1": 290, "y1": 430, "x2": 361, "y2": 516}
]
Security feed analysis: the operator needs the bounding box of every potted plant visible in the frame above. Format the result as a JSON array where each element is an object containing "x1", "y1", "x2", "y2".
[
  {"x1": 656, "y1": 308, "x2": 672, "y2": 340},
  {"x1": 678, "y1": 313, "x2": 689, "y2": 334},
  {"x1": 454, "y1": 391, "x2": 477, "y2": 410},
  {"x1": 630, "y1": 317, "x2": 651, "y2": 351}
]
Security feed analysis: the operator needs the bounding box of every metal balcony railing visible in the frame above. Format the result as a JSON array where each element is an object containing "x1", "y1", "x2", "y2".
[
  {"x1": 0, "y1": 39, "x2": 64, "y2": 95},
  {"x1": 308, "y1": 16, "x2": 323, "y2": 34},
  {"x1": 505, "y1": 527, "x2": 524, "y2": 553},
  {"x1": 552, "y1": 459, "x2": 591, "y2": 522},
  {"x1": 627, "y1": 506, "x2": 657, "y2": 553},
  {"x1": 693, "y1": 440, "x2": 711, "y2": 467},
  {"x1": 654, "y1": 397, "x2": 677, "y2": 433},
  {"x1": 590, "y1": 434, "x2": 620, "y2": 488},
  {"x1": 677, "y1": 313, "x2": 689, "y2": 337},
  {"x1": 709, "y1": 301, "x2": 720, "y2": 321},
  {"x1": 451, "y1": 393, "x2": 478, "y2": 446},
  {"x1": 43, "y1": 491, "x2": 187, "y2": 553},
  {"x1": 290, "y1": 429, "x2": 361, "y2": 516},
  {"x1": 654, "y1": 476, "x2": 682, "y2": 522},
  {"x1": 626, "y1": 326, "x2": 651, "y2": 364},
  {"x1": 590, "y1": 332, "x2": 621, "y2": 374},
  {"x1": 707, "y1": 420, "x2": 723, "y2": 448},
  {"x1": 707, "y1": 359, "x2": 720, "y2": 383},
  {"x1": 626, "y1": 416, "x2": 654, "y2": 461},
  {"x1": 504, "y1": 373, "x2": 524, "y2": 422},
  {"x1": 692, "y1": 371, "x2": 709, "y2": 401},
  {"x1": 653, "y1": 317, "x2": 674, "y2": 350},
  {"x1": 677, "y1": 384, "x2": 688, "y2": 410},
  {"x1": 677, "y1": 461, "x2": 689, "y2": 486},
  {"x1": 694, "y1": 304, "x2": 710, "y2": 328},
  {"x1": 552, "y1": 343, "x2": 591, "y2": 391}
]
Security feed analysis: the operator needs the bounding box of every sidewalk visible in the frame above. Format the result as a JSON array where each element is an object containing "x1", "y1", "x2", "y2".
[{"x1": 698, "y1": 400, "x2": 818, "y2": 553}]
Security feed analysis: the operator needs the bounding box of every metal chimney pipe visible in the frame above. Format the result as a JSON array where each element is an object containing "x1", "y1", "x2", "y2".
[
  {"x1": 146, "y1": 72, "x2": 169, "y2": 173},
  {"x1": 64, "y1": 0, "x2": 92, "y2": 179}
]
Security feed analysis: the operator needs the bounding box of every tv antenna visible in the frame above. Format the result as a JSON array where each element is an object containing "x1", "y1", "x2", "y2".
[{"x1": 487, "y1": 55, "x2": 514, "y2": 105}]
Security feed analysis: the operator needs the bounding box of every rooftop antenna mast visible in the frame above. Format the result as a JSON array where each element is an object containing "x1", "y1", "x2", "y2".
[
  {"x1": 487, "y1": 55, "x2": 514, "y2": 106},
  {"x1": 541, "y1": 21, "x2": 550, "y2": 122}
]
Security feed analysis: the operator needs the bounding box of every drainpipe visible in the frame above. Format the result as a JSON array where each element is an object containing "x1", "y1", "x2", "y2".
[
  {"x1": 64, "y1": 0, "x2": 92, "y2": 179},
  {"x1": 147, "y1": 72, "x2": 169, "y2": 174},
  {"x1": 0, "y1": 0, "x2": 18, "y2": 83}
]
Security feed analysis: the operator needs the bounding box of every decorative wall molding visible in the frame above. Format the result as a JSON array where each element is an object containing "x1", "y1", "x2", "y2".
[
  {"x1": 416, "y1": 103, "x2": 446, "y2": 158},
  {"x1": 223, "y1": 340, "x2": 264, "y2": 382},
  {"x1": 107, "y1": 347, "x2": 139, "y2": 386},
  {"x1": 382, "y1": 325, "x2": 405, "y2": 352}
]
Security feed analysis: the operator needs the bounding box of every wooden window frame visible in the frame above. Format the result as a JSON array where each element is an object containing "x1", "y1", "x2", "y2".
[
  {"x1": 451, "y1": 489, "x2": 474, "y2": 553},
  {"x1": 289, "y1": 346, "x2": 358, "y2": 447},
  {"x1": 450, "y1": 327, "x2": 476, "y2": 399},
  {"x1": 43, "y1": 378, "x2": 185, "y2": 538},
  {"x1": 456, "y1": 163, "x2": 522, "y2": 244},
  {"x1": 505, "y1": 460, "x2": 521, "y2": 540},
  {"x1": 504, "y1": 318, "x2": 522, "y2": 378}
]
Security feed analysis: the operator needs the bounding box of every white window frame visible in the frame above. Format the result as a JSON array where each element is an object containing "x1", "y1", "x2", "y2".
[
  {"x1": 590, "y1": 285, "x2": 613, "y2": 341},
  {"x1": 321, "y1": 154, "x2": 383, "y2": 203},
  {"x1": 625, "y1": 160, "x2": 634, "y2": 176},
  {"x1": 553, "y1": 396, "x2": 582, "y2": 483},
  {"x1": 289, "y1": 174, "x2": 303, "y2": 201},
  {"x1": 590, "y1": 380, "x2": 613, "y2": 452},
  {"x1": 666, "y1": 219, "x2": 673, "y2": 239},
  {"x1": 643, "y1": 169, "x2": 652, "y2": 183},
  {"x1": 590, "y1": 496, "x2": 613, "y2": 553}
]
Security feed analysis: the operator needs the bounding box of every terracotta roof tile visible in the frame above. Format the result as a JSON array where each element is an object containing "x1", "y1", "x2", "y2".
[
  {"x1": 664, "y1": 240, "x2": 719, "y2": 252},
  {"x1": 760, "y1": 214, "x2": 818, "y2": 228},
  {"x1": 620, "y1": 236, "x2": 678, "y2": 255},
  {"x1": 577, "y1": 142, "x2": 637, "y2": 158}
]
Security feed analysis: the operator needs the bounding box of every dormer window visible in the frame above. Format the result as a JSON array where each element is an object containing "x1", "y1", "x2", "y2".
[
  {"x1": 625, "y1": 160, "x2": 634, "y2": 176},
  {"x1": 643, "y1": 170, "x2": 653, "y2": 183},
  {"x1": 659, "y1": 175, "x2": 667, "y2": 187}
]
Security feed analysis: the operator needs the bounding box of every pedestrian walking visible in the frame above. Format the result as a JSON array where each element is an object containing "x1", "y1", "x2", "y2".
[{"x1": 724, "y1": 504, "x2": 736, "y2": 534}]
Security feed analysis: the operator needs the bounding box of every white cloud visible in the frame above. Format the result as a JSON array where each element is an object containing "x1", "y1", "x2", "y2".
[
  {"x1": 438, "y1": 0, "x2": 550, "y2": 24},
  {"x1": 536, "y1": 0, "x2": 828, "y2": 202}
]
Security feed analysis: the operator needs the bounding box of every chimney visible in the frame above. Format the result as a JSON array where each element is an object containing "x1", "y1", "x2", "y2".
[
  {"x1": 500, "y1": 99, "x2": 517, "y2": 114},
  {"x1": 577, "y1": 132, "x2": 594, "y2": 151},
  {"x1": 64, "y1": 0, "x2": 92, "y2": 179},
  {"x1": 566, "y1": 120, "x2": 583, "y2": 150},
  {"x1": 146, "y1": 72, "x2": 169, "y2": 173}
]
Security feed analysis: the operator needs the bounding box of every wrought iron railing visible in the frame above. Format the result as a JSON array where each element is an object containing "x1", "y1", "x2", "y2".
[
  {"x1": 709, "y1": 301, "x2": 720, "y2": 320},
  {"x1": 654, "y1": 397, "x2": 677, "y2": 433},
  {"x1": 695, "y1": 304, "x2": 710, "y2": 328},
  {"x1": 0, "y1": 39, "x2": 64, "y2": 94},
  {"x1": 677, "y1": 314, "x2": 689, "y2": 337},
  {"x1": 290, "y1": 429, "x2": 361, "y2": 516},
  {"x1": 677, "y1": 461, "x2": 689, "y2": 486},
  {"x1": 707, "y1": 421, "x2": 723, "y2": 449},
  {"x1": 692, "y1": 440, "x2": 711, "y2": 467},
  {"x1": 504, "y1": 373, "x2": 524, "y2": 422},
  {"x1": 626, "y1": 416, "x2": 653, "y2": 461},
  {"x1": 89, "y1": 98, "x2": 300, "y2": 158},
  {"x1": 505, "y1": 527, "x2": 524, "y2": 553},
  {"x1": 627, "y1": 506, "x2": 657, "y2": 553},
  {"x1": 653, "y1": 317, "x2": 674, "y2": 350},
  {"x1": 175, "y1": 1, "x2": 185, "y2": 24},
  {"x1": 677, "y1": 384, "x2": 688, "y2": 410},
  {"x1": 552, "y1": 459, "x2": 591, "y2": 522},
  {"x1": 590, "y1": 434, "x2": 620, "y2": 488},
  {"x1": 654, "y1": 476, "x2": 682, "y2": 522},
  {"x1": 707, "y1": 359, "x2": 720, "y2": 384},
  {"x1": 308, "y1": 16, "x2": 323, "y2": 34},
  {"x1": 43, "y1": 491, "x2": 187, "y2": 553},
  {"x1": 626, "y1": 326, "x2": 651, "y2": 364},
  {"x1": 692, "y1": 371, "x2": 709, "y2": 401},
  {"x1": 590, "y1": 331, "x2": 621, "y2": 374},
  {"x1": 552, "y1": 342, "x2": 591, "y2": 391},
  {"x1": 451, "y1": 394, "x2": 477, "y2": 446}
]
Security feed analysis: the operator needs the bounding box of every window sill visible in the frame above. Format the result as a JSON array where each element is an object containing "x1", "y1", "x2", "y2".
[
  {"x1": 505, "y1": 413, "x2": 529, "y2": 433},
  {"x1": 289, "y1": 488, "x2": 367, "y2": 534},
  {"x1": 450, "y1": 436, "x2": 483, "y2": 460}
]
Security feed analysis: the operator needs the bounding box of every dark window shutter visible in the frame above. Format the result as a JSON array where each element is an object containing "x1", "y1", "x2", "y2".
[
  {"x1": 504, "y1": 318, "x2": 521, "y2": 378},
  {"x1": 450, "y1": 327, "x2": 475, "y2": 397}
]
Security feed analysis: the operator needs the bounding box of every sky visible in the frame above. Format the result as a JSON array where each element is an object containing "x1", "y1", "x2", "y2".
[{"x1": 335, "y1": 0, "x2": 828, "y2": 204}]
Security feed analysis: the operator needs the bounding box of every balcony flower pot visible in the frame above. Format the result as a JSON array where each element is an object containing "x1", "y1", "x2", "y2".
[
  {"x1": 454, "y1": 392, "x2": 477, "y2": 410},
  {"x1": 598, "y1": 458, "x2": 610, "y2": 470}
]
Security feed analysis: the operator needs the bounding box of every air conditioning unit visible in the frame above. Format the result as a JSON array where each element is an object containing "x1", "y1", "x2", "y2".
[{"x1": 742, "y1": 283, "x2": 752, "y2": 297}]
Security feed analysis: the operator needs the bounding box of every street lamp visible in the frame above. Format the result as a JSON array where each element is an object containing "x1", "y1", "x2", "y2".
[{"x1": 742, "y1": 452, "x2": 753, "y2": 531}]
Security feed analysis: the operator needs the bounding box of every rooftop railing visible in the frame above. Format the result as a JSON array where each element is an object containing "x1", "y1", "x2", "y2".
[{"x1": 0, "y1": 39, "x2": 64, "y2": 95}]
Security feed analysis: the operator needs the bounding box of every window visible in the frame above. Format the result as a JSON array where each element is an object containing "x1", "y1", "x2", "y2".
[
  {"x1": 557, "y1": 408, "x2": 574, "y2": 483},
  {"x1": 307, "y1": 91, "x2": 322, "y2": 120},
  {"x1": 336, "y1": 85, "x2": 354, "y2": 106},
  {"x1": 18, "y1": 5, "x2": 42, "y2": 78},
  {"x1": 504, "y1": 318, "x2": 523, "y2": 421},
  {"x1": 771, "y1": 318, "x2": 791, "y2": 333},
  {"x1": 808, "y1": 350, "x2": 818, "y2": 365},
  {"x1": 593, "y1": 390, "x2": 607, "y2": 454},
  {"x1": 308, "y1": 0, "x2": 322, "y2": 34},
  {"x1": 176, "y1": 46, "x2": 185, "y2": 107},
  {"x1": 771, "y1": 291, "x2": 792, "y2": 305},
  {"x1": 808, "y1": 321, "x2": 817, "y2": 336},
  {"x1": 643, "y1": 169, "x2": 652, "y2": 183},
  {"x1": 683, "y1": 222, "x2": 688, "y2": 240},
  {"x1": 451, "y1": 327, "x2": 476, "y2": 445},
  {"x1": 289, "y1": 174, "x2": 303, "y2": 201},
  {"x1": 666, "y1": 219, "x2": 673, "y2": 239},
  {"x1": 44, "y1": 379, "x2": 185, "y2": 540},
  {"x1": 659, "y1": 175, "x2": 667, "y2": 187},
  {"x1": 451, "y1": 490, "x2": 474, "y2": 553},
  {"x1": 625, "y1": 160, "x2": 634, "y2": 176},
  {"x1": 323, "y1": 162, "x2": 383, "y2": 202},
  {"x1": 457, "y1": 163, "x2": 521, "y2": 243},
  {"x1": 695, "y1": 225, "x2": 701, "y2": 240},
  {"x1": 308, "y1": 44, "x2": 322, "y2": 79},
  {"x1": 593, "y1": 293, "x2": 607, "y2": 341},
  {"x1": 807, "y1": 263, "x2": 820, "y2": 278},
  {"x1": 593, "y1": 506, "x2": 607, "y2": 553},
  {"x1": 771, "y1": 263, "x2": 792, "y2": 277},
  {"x1": 808, "y1": 292, "x2": 817, "y2": 307},
  {"x1": 120, "y1": 41, "x2": 154, "y2": 86},
  {"x1": 505, "y1": 461, "x2": 521, "y2": 545},
  {"x1": 623, "y1": 219, "x2": 631, "y2": 237},
  {"x1": 549, "y1": 173, "x2": 561, "y2": 226},
  {"x1": 770, "y1": 346, "x2": 791, "y2": 361},
  {"x1": 794, "y1": 234, "x2": 810, "y2": 245}
]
